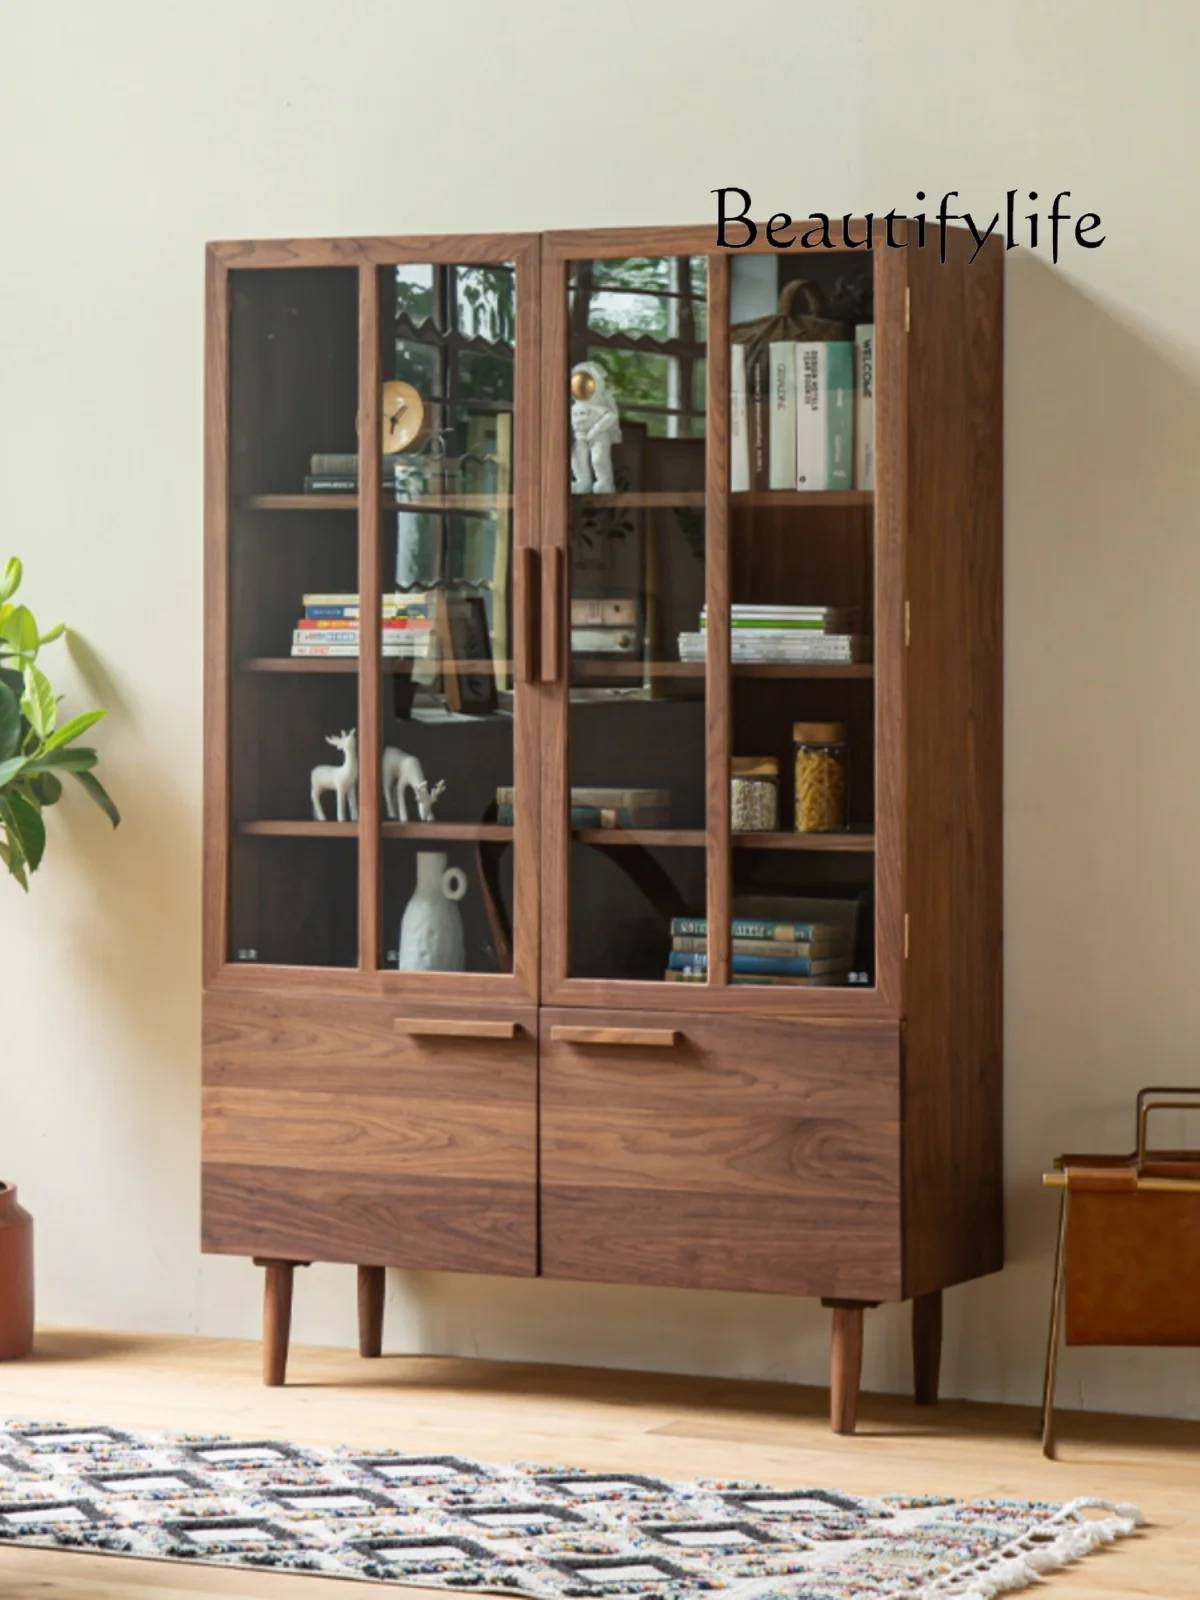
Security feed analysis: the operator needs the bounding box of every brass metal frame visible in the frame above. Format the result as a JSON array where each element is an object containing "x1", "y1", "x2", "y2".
[{"x1": 1135, "y1": 1086, "x2": 1200, "y2": 1173}]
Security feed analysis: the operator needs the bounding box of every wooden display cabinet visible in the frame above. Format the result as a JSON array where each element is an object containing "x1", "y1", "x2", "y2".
[{"x1": 203, "y1": 222, "x2": 1003, "y2": 1433}]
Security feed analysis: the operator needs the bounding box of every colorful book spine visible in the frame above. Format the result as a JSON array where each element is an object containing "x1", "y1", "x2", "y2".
[
  {"x1": 670, "y1": 916, "x2": 842, "y2": 943},
  {"x1": 668, "y1": 953, "x2": 847, "y2": 977},
  {"x1": 730, "y1": 341, "x2": 750, "y2": 493},
  {"x1": 290, "y1": 642, "x2": 431, "y2": 657},
  {"x1": 768, "y1": 340, "x2": 797, "y2": 490},
  {"x1": 297, "y1": 617, "x2": 431, "y2": 630},
  {"x1": 825, "y1": 340, "x2": 855, "y2": 490},
  {"x1": 672, "y1": 936, "x2": 828, "y2": 958},
  {"x1": 303, "y1": 476, "x2": 360, "y2": 492},
  {"x1": 854, "y1": 324, "x2": 875, "y2": 490},
  {"x1": 665, "y1": 969, "x2": 848, "y2": 986},
  {"x1": 749, "y1": 353, "x2": 769, "y2": 489},
  {"x1": 794, "y1": 343, "x2": 827, "y2": 490}
]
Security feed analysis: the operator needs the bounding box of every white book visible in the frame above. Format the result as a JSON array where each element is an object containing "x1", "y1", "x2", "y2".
[
  {"x1": 730, "y1": 342, "x2": 750, "y2": 493},
  {"x1": 794, "y1": 343, "x2": 828, "y2": 490},
  {"x1": 854, "y1": 324, "x2": 875, "y2": 490},
  {"x1": 767, "y1": 340, "x2": 797, "y2": 490}
]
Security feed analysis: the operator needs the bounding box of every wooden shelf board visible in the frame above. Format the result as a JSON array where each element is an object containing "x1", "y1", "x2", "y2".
[
  {"x1": 732, "y1": 490, "x2": 873, "y2": 509},
  {"x1": 732, "y1": 831, "x2": 876, "y2": 852},
  {"x1": 573, "y1": 829, "x2": 705, "y2": 848},
  {"x1": 572, "y1": 660, "x2": 873, "y2": 681},
  {"x1": 240, "y1": 657, "x2": 512, "y2": 676},
  {"x1": 237, "y1": 820, "x2": 358, "y2": 838},
  {"x1": 383, "y1": 823, "x2": 513, "y2": 842},
  {"x1": 239, "y1": 494, "x2": 512, "y2": 512},
  {"x1": 576, "y1": 492, "x2": 704, "y2": 508}
]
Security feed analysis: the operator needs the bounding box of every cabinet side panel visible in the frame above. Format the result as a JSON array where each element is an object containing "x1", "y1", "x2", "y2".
[{"x1": 903, "y1": 230, "x2": 1004, "y2": 1296}]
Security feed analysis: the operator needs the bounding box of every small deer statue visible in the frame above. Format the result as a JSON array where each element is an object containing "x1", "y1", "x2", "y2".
[
  {"x1": 311, "y1": 729, "x2": 358, "y2": 822},
  {"x1": 383, "y1": 744, "x2": 446, "y2": 822}
]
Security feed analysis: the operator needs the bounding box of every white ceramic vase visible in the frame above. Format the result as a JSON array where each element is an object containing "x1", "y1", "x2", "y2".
[{"x1": 397, "y1": 851, "x2": 468, "y2": 972}]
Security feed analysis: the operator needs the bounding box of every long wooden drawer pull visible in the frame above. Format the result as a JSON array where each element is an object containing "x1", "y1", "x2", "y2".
[
  {"x1": 550, "y1": 1025, "x2": 680, "y2": 1048},
  {"x1": 394, "y1": 1018, "x2": 518, "y2": 1040}
]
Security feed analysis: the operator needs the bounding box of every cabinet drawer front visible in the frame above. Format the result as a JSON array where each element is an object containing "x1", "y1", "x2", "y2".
[
  {"x1": 202, "y1": 992, "x2": 537, "y2": 1274},
  {"x1": 540, "y1": 1009, "x2": 901, "y2": 1299}
]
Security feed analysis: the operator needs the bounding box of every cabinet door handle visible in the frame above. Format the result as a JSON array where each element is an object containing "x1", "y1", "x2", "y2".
[
  {"x1": 516, "y1": 547, "x2": 539, "y2": 684},
  {"x1": 541, "y1": 546, "x2": 564, "y2": 684},
  {"x1": 549, "y1": 1025, "x2": 680, "y2": 1048},
  {"x1": 395, "y1": 1018, "x2": 519, "y2": 1040}
]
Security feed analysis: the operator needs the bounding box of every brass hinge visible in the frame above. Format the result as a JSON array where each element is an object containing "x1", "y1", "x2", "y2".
[
  {"x1": 905, "y1": 285, "x2": 911, "y2": 333},
  {"x1": 904, "y1": 599, "x2": 911, "y2": 646},
  {"x1": 904, "y1": 913, "x2": 910, "y2": 959}
]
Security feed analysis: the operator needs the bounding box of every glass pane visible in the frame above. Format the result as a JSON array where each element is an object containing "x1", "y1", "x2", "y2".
[
  {"x1": 227, "y1": 266, "x2": 359, "y2": 969},
  {"x1": 377, "y1": 263, "x2": 518, "y2": 974},
  {"x1": 566, "y1": 255, "x2": 708, "y2": 982},
  {"x1": 727, "y1": 254, "x2": 876, "y2": 988}
]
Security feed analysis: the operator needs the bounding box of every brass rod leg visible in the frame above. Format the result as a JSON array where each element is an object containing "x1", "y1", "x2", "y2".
[
  {"x1": 1041, "y1": 1191, "x2": 1069, "y2": 1457},
  {"x1": 357, "y1": 1265, "x2": 386, "y2": 1358}
]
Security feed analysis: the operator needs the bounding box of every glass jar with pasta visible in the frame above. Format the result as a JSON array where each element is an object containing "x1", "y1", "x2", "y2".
[{"x1": 792, "y1": 722, "x2": 848, "y2": 833}]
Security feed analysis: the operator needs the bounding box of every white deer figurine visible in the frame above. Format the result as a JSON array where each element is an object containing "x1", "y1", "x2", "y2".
[
  {"x1": 311, "y1": 729, "x2": 358, "y2": 822},
  {"x1": 383, "y1": 744, "x2": 446, "y2": 822}
]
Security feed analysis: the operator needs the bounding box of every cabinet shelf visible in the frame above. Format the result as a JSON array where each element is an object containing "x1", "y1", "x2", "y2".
[
  {"x1": 240, "y1": 493, "x2": 512, "y2": 513},
  {"x1": 574, "y1": 490, "x2": 874, "y2": 510},
  {"x1": 237, "y1": 820, "x2": 514, "y2": 842},
  {"x1": 240, "y1": 657, "x2": 513, "y2": 676},
  {"x1": 570, "y1": 829, "x2": 875, "y2": 852},
  {"x1": 572, "y1": 660, "x2": 872, "y2": 681}
]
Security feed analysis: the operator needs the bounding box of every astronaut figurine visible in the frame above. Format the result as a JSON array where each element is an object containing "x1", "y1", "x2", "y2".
[{"x1": 569, "y1": 362, "x2": 622, "y2": 494}]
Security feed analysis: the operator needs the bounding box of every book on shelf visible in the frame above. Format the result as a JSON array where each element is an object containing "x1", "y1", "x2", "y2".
[
  {"x1": 301, "y1": 592, "x2": 418, "y2": 607},
  {"x1": 290, "y1": 640, "x2": 432, "y2": 658},
  {"x1": 749, "y1": 350, "x2": 770, "y2": 489},
  {"x1": 854, "y1": 324, "x2": 875, "y2": 490},
  {"x1": 678, "y1": 632, "x2": 862, "y2": 664},
  {"x1": 668, "y1": 952, "x2": 848, "y2": 978},
  {"x1": 671, "y1": 935, "x2": 845, "y2": 958},
  {"x1": 664, "y1": 969, "x2": 849, "y2": 987},
  {"x1": 292, "y1": 624, "x2": 431, "y2": 645},
  {"x1": 730, "y1": 342, "x2": 750, "y2": 493},
  {"x1": 496, "y1": 803, "x2": 669, "y2": 829},
  {"x1": 670, "y1": 914, "x2": 847, "y2": 946},
  {"x1": 795, "y1": 342, "x2": 827, "y2": 490},
  {"x1": 296, "y1": 617, "x2": 431, "y2": 631},
  {"x1": 825, "y1": 341, "x2": 855, "y2": 491},
  {"x1": 768, "y1": 340, "x2": 797, "y2": 490},
  {"x1": 700, "y1": 605, "x2": 856, "y2": 632}
]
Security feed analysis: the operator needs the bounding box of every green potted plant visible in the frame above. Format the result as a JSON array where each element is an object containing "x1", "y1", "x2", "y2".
[{"x1": 0, "y1": 556, "x2": 119, "y2": 1358}]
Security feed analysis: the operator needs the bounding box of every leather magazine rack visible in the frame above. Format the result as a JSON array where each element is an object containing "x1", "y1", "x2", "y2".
[{"x1": 1041, "y1": 1086, "x2": 1200, "y2": 1455}]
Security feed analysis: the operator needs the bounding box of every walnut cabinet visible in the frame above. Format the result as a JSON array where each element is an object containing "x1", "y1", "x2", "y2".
[{"x1": 202, "y1": 224, "x2": 1003, "y2": 1432}]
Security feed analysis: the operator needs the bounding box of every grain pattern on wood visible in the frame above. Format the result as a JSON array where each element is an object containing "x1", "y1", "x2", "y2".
[
  {"x1": 901, "y1": 225, "x2": 1004, "y2": 1297},
  {"x1": 256, "y1": 1260, "x2": 300, "y2": 1386},
  {"x1": 828, "y1": 1303, "x2": 866, "y2": 1434},
  {"x1": 357, "y1": 1265, "x2": 386, "y2": 1358},
  {"x1": 211, "y1": 235, "x2": 534, "y2": 269},
  {"x1": 202, "y1": 992, "x2": 536, "y2": 1273},
  {"x1": 540, "y1": 1009, "x2": 901, "y2": 1300},
  {"x1": 549, "y1": 1025, "x2": 679, "y2": 1048},
  {"x1": 912, "y1": 1289, "x2": 943, "y2": 1405},
  {"x1": 357, "y1": 266, "x2": 381, "y2": 975},
  {"x1": 394, "y1": 1017, "x2": 519, "y2": 1039},
  {"x1": 203, "y1": 248, "x2": 232, "y2": 985},
  {"x1": 206, "y1": 1168, "x2": 535, "y2": 1275},
  {"x1": 705, "y1": 252, "x2": 731, "y2": 988}
]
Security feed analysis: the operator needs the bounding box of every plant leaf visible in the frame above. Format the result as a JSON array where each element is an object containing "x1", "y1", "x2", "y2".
[
  {"x1": 26, "y1": 745, "x2": 97, "y2": 773},
  {"x1": 0, "y1": 753, "x2": 29, "y2": 788},
  {"x1": 0, "y1": 683, "x2": 20, "y2": 760},
  {"x1": 39, "y1": 709, "x2": 105, "y2": 753},
  {"x1": 73, "y1": 769, "x2": 120, "y2": 828},
  {"x1": 29, "y1": 771, "x2": 62, "y2": 807},
  {"x1": 0, "y1": 792, "x2": 45, "y2": 873},
  {"x1": 0, "y1": 836, "x2": 29, "y2": 891},
  {"x1": 20, "y1": 663, "x2": 56, "y2": 739},
  {"x1": 0, "y1": 606, "x2": 38, "y2": 660},
  {"x1": 0, "y1": 558, "x2": 21, "y2": 606},
  {"x1": 37, "y1": 622, "x2": 65, "y2": 646}
]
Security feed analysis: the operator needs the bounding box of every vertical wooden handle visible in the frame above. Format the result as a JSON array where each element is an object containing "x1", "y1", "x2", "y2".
[
  {"x1": 517, "y1": 547, "x2": 539, "y2": 683},
  {"x1": 541, "y1": 546, "x2": 564, "y2": 684}
]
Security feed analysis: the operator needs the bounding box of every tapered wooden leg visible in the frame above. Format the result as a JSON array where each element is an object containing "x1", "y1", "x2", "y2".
[
  {"x1": 912, "y1": 1290, "x2": 943, "y2": 1406},
  {"x1": 254, "y1": 1258, "x2": 307, "y2": 1387},
  {"x1": 823, "y1": 1300, "x2": 867, "y2": 1434},
  {"x1": 357, "y1": 1265, "x2": 386, "y2": 1358}
]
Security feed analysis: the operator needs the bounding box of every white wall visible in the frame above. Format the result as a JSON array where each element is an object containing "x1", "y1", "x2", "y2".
[{"x1": 3, "y1": 0, "x2": 1199, "y2": 1419}]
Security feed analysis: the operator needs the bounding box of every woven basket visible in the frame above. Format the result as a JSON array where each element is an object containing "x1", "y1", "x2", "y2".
[{"x1": 731, "y1": 280, "x2": 850, "y2": 378}]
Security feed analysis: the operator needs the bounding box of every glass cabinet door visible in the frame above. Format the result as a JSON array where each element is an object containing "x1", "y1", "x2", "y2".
[
  {"x1": 227, "y1": 265, "x2": 361, "y2": 969},
  {"x1": 372, "y1": 257, "x2": 530, "y2": 986},
  {"x1": 553, "y1": 252, "x2": 711, "y2": 984}
]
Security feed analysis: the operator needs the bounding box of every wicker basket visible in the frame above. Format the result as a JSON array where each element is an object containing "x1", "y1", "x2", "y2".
[{"x1": 731, "y1": 280, "x2": 851, "y2": 378}]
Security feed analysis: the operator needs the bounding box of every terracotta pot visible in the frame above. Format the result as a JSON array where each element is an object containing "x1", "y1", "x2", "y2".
[{"x1": 0, "y1": 1183, "x2": 33, "y2": 1359}]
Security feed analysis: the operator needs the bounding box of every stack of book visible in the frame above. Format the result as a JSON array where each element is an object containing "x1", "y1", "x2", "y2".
[
  {"x1": 495, "y1": 786, "x2": 669, "y2": 829},
  {"x1": 290, "y1": 593, "x2": 434, "y2": 658},
  {"x1": 664, "y1": 915, "x2": 852, "y2": 986},
  {"x1": 731, "y1": 324, "x2": 874, "y2": 493},
  {"x1": 678, "y1": 606, "x2": 863, "y2": 664}
]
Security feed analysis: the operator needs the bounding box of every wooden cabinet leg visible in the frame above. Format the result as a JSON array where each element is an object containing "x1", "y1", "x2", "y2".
[
  {"x1": 823, "y1": 1299, "x2": 869, "y2": 1435},
  {"x1": 912, "y1": 1290, "x2": 943, "y2": 1406},
  {"x1": 254, "y1": 1258, "x2": 307, "y2": 1387},
  {"x1": 357, "y1": 1265, "x2": 386, "y2": 1358}
]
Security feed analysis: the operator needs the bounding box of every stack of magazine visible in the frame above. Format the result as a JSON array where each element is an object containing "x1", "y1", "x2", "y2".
[
  {"x1": 678, "y1": 605, "x2": 861, "y2": 664},
  {"x1": 495, "y1": 786, "x2": 669, "y2": 829}
]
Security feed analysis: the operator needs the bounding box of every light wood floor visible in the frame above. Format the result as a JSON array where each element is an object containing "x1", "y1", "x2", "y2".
[{"x1": 0, "y1": 1330, "x2": 1192, "y2": 1598}]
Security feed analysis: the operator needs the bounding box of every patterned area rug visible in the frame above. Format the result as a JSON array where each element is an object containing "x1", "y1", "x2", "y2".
[{"x1": 0, "y1": 1420, "x2": 1140, "y2": 1598}]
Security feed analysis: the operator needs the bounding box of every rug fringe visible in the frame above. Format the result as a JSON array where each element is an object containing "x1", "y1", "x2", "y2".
[{"x1": 916, "y1": 1498, "x2": 1144, "y2": 1599}]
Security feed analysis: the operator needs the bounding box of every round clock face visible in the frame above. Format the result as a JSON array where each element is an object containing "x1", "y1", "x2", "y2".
[{"x1": 381, "y1": 381, "x2": 426, "y2": 454}]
